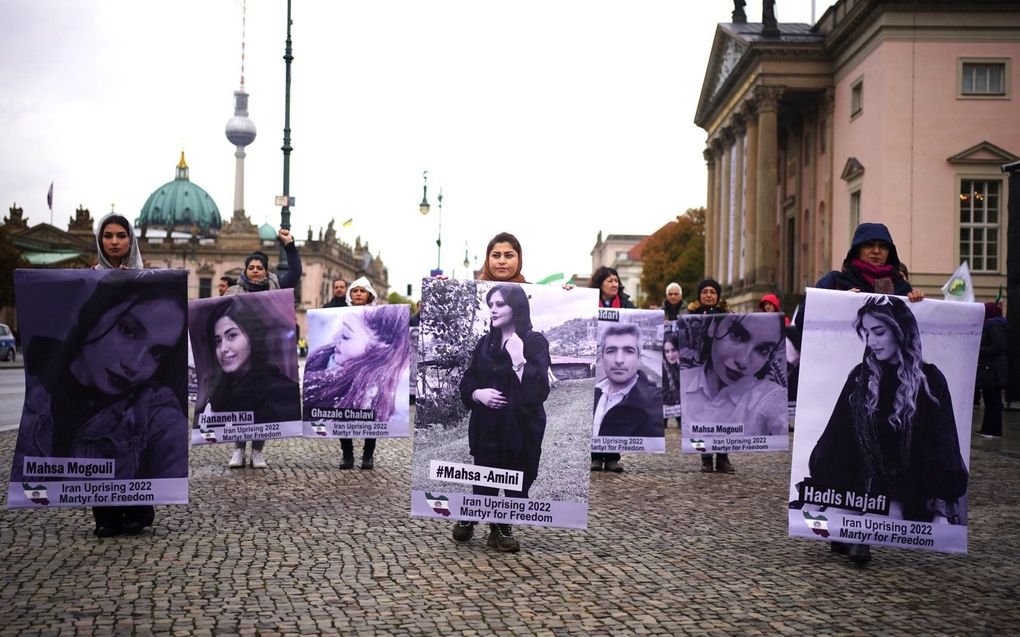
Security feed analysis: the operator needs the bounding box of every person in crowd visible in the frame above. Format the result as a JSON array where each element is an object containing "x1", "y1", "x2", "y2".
[
  {"x1": 589, "y1": 266, "x2": 635, "y2": 472},
  {"x1": 663, "y1": 331, "x2": 682, "y2": 428},
  {"x1": 324, "y1": 278, "x2": 348, "y2": 308},
  {"x1": 686, "y1": 279, "x2": 734, "y2": 473},
  {"x1": 977, "y1": 301, "x2": 1008, "y2": 438},
  {"x1": 451, "y1": 233, "x2": 546, "y2": 552},
  {"x1": 13, "y1": 270, "x2": 188, "y2": 538},
  {"x1": 217, "y1": 276, "x2": 236, "y2": 296},
  {"x1": 809, "y1": 295, "x2": 967, "y2": 564},
  {"x1": 592, "y1": 266, "x2": 633, "y2": 309},
  {"x1": 593, "y1": 323, "x2": 662, "y2": 438},
  {"x1": 681, "y1": 313, "x2": 787, "y2": 437},
  {"x1": 758, "y1": 293, "x2": 790, "y2": 326},
  {"x1": 219, "y1": 228, "x2": 301, "y2": 467},
  {"x1": 812, "y1": 223, "x2": 923, "y2": 301},
  {"x1": 199, "y1": 297, "x2": 301, "y2": 468},
  {"x1": 663, "y1": 282, "x2": 684, "y2": 321},
  {"x1": 331, "y1": 276, "x2": 386, "y2": 469},
  {"x1": 94, "y1": 213, "x2": 144, "y2": 270}
]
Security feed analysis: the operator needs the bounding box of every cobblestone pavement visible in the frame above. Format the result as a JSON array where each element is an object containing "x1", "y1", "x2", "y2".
[{"x1": 1, "y1": 409, "x2": 1018, "y2": 636}]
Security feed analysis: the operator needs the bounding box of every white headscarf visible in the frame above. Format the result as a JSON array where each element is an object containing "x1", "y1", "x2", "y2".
[
  {"x1": 94, "y1": 212, "x2": 144, "y2": 270},
  {"x1": 346, "y1": 276, "x2": 378, "y2": 306}
]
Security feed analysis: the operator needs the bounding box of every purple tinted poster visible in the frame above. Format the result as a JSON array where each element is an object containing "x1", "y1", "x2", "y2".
[
  {"x1": 591, "y1": 308, "x2": 666, "y2": 454},
  {"x1": 678, "y1": 312, "x2": 789, "y2": 454},
  {"x1": 410, "y1": 279, "x2": 596, "y2": 529},
  {"x1": 302, "y1": 304, "x2": 411, "y2": 438},
  {"x1": 788, "y1": 289, "x2": 981, "y2": 554},
  {"x1": 8, "y1": 269, "x2": 189, "y2": 509},
  {"x1": 188, "y1": 289, "x2": 302, "y2": 445}
]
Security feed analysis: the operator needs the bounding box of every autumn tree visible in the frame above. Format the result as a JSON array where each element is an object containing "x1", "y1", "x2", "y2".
[
  {"x1": 0, "y1": 227, "x2": 27, "y2": 308},
  {"x1": 639, "y1": 207, "x2": 705, "y2": 306}
]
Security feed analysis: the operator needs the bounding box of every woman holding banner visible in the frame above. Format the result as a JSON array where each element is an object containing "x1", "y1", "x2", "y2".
[
  {"x1": 220, "y1": 229, "x2": 302, "y2": 468},
  {"x1": 305, "y1": 277, "x2": 410, "y2": 470},
  {"x1": 686, "y1": 279, "x2": 736, "y2": 474},
  {"x1": 805, "y1": 224, "x2": 928, "y2": 563},
  {"x1": 13, "y1": 268, "x2": 188, "y2": 538},
  {"x1": 451, "y1": 233, "x2": 551, "y2": 553}
]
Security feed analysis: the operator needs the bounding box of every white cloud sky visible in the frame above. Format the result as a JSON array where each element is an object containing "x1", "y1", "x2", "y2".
[{"x1": 0, "y1": 0, "x2": 833, "y2": 297}]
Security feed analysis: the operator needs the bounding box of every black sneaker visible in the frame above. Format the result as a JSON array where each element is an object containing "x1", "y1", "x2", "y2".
[
  {"x1": 486, "y1": 524, "x2": 520, "y2": 553},
  {"x1": 452, "y1": 521, "x2": 476, "y2": 542},
  {"x1": 339, "y1": 456, "x2": 355, "y2": 470},
  {"x1": 360, "y1": 456, "x2": 374, "y2": 470},
  {"x1": 848, "y1": 543, "x2": 872, "y2": 564}
]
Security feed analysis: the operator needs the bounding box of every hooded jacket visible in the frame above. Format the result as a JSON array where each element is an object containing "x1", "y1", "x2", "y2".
[
  {"x1": 815, "y1": 223, "x2": 912, "y2": 295},
  {"x1": 758, "y1": 293, "x2": 791, "y2": 326},
  {"x1": 94, "y1": 212, "x2": 144, "y2": 270},
  {"x1": 346, "y1": 276, "x2": 378, "y2": 306}
]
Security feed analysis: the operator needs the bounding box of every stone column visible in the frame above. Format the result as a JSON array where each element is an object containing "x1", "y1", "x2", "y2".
[
  {"x1": 754, "y1": 85, "x2": 783, "y2": 286},
  {"x1": 704, "y1": 147, "x2": 717, "y2": 282},
  {"x1": 732, "y1": 114, "x2": 746, "y2": 284},
  {"x1": 821, "y1": 86, "x2": 836, "y2": 273},
  {"x1": 742, "y1": 100, "x2": 759, "y2": 282},
  {"x1": 718, "y1": 128, "x2": 733, "y2": 283}
]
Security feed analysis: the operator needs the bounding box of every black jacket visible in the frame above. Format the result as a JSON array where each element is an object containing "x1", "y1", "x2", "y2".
[
  {"x1": 977, "y1": 317, "x2": 1008, "y2": 388},
  {"x1": 593, "y1": 370, "x2": 663, "y2": 438},
  {"x1": 204, "y1": 364, "x2": 301, "y2": 425},
  {"x1": 323, "y1": 296, "x2": 348, "y2": 308}
]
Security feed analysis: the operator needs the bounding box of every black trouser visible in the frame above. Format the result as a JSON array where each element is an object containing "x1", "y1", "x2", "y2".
[
  {"x1": 472, "y1": 484, "x2": 530, "y2": 499},
  {"x1": 702, "y1": 453, "x2": 729, "y2": 465},
  {"x1": 981, "y1": 385, "x2": 1003, "y2": 436},
  {"x1": 341, "y1": 438, "x2": 376, "y2": 458},
  {"x1": 591, "y1": 452, "x2": 620, "y2": 463},
  {"x1": 92, "y1": 505, "x2": 154, "y2": 530}
]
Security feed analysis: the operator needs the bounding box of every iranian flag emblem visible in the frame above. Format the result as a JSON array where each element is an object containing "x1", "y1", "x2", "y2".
[
  {"x1": 425, "y1": 492, "x2": 451, "y2": 516},
  {"x1": 22, "y1": 483, "x2": 50, "y2": 506},
  {"x1": 200, "y1": 428, "x2": 217, "y2": 443},
  {"x1": 803, "y1": 511, "x2": 830, "y2": 538},
  {"x1": 690, "y1": 439, "x2": 707, "y2": 452},
  {"x1": 312, "y1": 423, "x2": 328, "y2": 437}
]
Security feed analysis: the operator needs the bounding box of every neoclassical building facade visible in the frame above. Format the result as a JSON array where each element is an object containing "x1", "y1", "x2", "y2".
[{"x1": 696, "y1": 0, "x2": 1019, "y2": 310}]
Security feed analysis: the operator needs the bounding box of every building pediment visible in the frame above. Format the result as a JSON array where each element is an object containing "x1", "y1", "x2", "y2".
[
  {"x1": 13, "y1": 223, "x2": 92, "y2": 250},
  {"x1": 840, "y1": 157, "x2": 865, "y2": 181},
  {"x1": 696, "y1": 26, "x2": 750, "y2": 128},
  {"x1": 947, "y1": 140, "x2": 1019, "y2": 166}
]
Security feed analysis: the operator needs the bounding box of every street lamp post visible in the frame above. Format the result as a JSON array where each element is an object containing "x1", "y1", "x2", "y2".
[
  {"x1": 278, "y1": 0, "x2": 294, "y2": 275},
  {"x1": 419, "y1": 171, "x2": 444, "y2": 273}
]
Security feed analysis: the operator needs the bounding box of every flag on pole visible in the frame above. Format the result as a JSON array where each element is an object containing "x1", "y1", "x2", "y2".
[
  {"x1": 941, "y1": 261, "x2": 974, "y2": 303},
  {"x1": 536, "y1": 272, "x2": 565, "y2": 285},
  {"x1": 342, "y1": 217, "x2": 353, "y2": 228},
  {"x1": 46, "y1": 182, "x2": 53, "y2": 210},
  {"x1": 995, "y1": 285, "x2": 1004, "y2": 305}
]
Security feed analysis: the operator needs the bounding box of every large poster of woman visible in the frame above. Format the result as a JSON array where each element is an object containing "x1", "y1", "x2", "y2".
[
  {"x1": 678, "y1": 312, "x2": 788, "y2": 453},
  {"x1": 188, "y1": 289, "x2": 302, "y2": 445},
  {"x1": 410, "y1": 279, "x2": 597, "y2": 529},
  {"x1": 8, "y1": 269, "x2": 189, "y2": 508},
  {"x1": 302, "y1": 304, "x2": 411, "y2": 438},
  {"x1": 788, "y1": 288, "x2": 982, "y2": 554},
  {"x1": 591, "y1": 308, "x2": 665, "y2": 454}
]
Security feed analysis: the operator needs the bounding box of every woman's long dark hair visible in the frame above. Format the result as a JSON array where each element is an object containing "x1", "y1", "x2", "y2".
[
  {"x1": 486, "y1": 284, "x2": 532, "y2": 338},
  {"x1": 48, "y1": 271, "x2": 188, "y2": 410},
  {"x1": 304, "y1": 305, "x2": 410, "y2": 420},
  {"x1": 199, "y1": 296, "x2": 279, "y2": 414},
  {"x1": 850, "y1": 295, "x2": 936, "y2": 492}
]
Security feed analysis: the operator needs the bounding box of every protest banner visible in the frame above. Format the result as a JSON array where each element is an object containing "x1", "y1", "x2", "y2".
[
  {"x1": 788, "y1": 288, "x2": 981, "y2": 554},
  {"x1": 9, "y1": 269, "x2": 189, "y2": 508},
  {"x1": 678, "y1": 312, "x2": 789, "y2": 453},
  {"x1": 410, "y1": 279, "x2": 596, "y2": 529},
  {"x1": 302, "y1": 304, "x2": 411, "y2": 438},
  {"x1": 189, "y1": 289, "x2": 302, "y2": 445},
  {"x1": 591, "y1": 308, "x2": 666, "y2": 454}
]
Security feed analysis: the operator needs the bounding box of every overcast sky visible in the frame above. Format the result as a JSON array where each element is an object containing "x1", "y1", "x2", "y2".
[{"x1": 0, "y1": 0, "x2": 833, "y2": 297}]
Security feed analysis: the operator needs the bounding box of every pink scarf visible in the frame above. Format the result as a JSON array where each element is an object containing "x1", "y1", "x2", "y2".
[{"x1": 851, "y1": 258, "x2": 894, "y2": 288}]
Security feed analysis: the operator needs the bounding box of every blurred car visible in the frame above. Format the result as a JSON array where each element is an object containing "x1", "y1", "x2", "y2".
[{"x1": 0, "y1": 323, "x2": 16, "y2": 362}]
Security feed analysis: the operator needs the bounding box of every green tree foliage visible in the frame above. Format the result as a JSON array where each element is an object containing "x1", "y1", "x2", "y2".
[
  {"x1": 0, "y1": 228, "x2": 27, "y2": 307},
  {"x1": 639, "y1": 207, "x2": 705, "y2": 307}
]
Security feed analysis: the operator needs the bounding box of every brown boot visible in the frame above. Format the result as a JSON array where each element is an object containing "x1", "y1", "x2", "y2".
[
  {"x1": 701, "y1": 456, "x2": 714, "y2": 473},
  {"x1": 715, "y1": 456, "x2": 735, "y2": 474}
]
